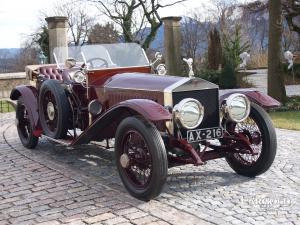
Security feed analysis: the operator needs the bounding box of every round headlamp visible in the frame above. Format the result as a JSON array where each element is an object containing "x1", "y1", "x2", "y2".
[
  {"x1": 72, "y1": 71, "x2": 86, "y2": 84},
  {"x1": 173, "y1": 98, "x2": 204, "y2": 129},
  {"x1": 224, "y1": 93, "x2": 250, "y2": 123}
]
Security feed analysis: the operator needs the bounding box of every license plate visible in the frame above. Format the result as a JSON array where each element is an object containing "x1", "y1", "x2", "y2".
[{"x1": 187, "y1": 127, "x2": 223, "y2": 143}]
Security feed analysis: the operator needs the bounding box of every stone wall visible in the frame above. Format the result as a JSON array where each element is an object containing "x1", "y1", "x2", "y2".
[{"x1": 0, "y1": 72, "x2": 28, "y2": 98}]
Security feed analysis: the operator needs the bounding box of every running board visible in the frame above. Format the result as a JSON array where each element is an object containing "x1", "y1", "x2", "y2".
[{"x1": 41, "y1": 135, "x2": 73, "y2": 146}]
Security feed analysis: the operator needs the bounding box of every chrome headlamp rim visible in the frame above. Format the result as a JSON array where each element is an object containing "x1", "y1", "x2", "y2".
[
  {"x1": 224, "y1": 93, "x2": 251, "y2": 123},
  {"x1": 70, "y1": 70, "x2": 86, "y2": 84},
  {"x1": 173, "y1": 98, "x2": 204, "y2": 129}
]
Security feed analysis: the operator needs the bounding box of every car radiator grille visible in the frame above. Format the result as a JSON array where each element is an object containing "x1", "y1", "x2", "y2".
[{"x1": 172, "y1": 88, "x2": 220, "y2": 139}]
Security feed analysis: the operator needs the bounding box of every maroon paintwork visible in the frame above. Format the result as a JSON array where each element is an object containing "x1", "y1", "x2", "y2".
[
  {"x1": 88, "y1": 66, "x2": 151, "y2": 85},
  {"x1": 10, "y1": 62, "x2": 280, "y2": 166},
  {"x1": 94, "y1": 73, "x2": 183, "y2": 108},
  {"x1": 9, "y1": 43, "x2": 280, "y2": 201},
  {"x1": 72, "y1": 99, "x2": 171, "y2": 146},
  {"x1": 10, "y1": 85, "x2": 42, "y2": 136},
  {"x1": 219, "y1": 89, "x2": 281, "y2": 108}
]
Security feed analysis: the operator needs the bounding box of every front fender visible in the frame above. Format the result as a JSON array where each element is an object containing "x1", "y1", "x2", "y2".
[
  {"x1": 219, "y1": 89, "x2": 281, "y2": 109},
  {"x1": 118, "y1": 99, "x2": 171, "y2": 121},
  {"x1": 10, "y1": 85, "x2": 41, "y2": 135},
  {"x1": 71, "y1": 99, "x2": 171, "y2": 146}
]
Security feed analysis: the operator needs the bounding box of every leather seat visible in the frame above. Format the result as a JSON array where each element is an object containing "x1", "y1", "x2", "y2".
[{"x1": 39, "y1": 66, "x2": 63, "y2": 81}]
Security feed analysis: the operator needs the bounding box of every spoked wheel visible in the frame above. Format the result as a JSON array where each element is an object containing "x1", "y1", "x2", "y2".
[
  {"x1": 16, "y1": 99, "x2": 38, "y2": 149},
  {"x1": 225, "y1": 103, "x2": 277, "y2": 177},
  {"x1": 115, "y1": 117, "x2": 168, "y2": 201},
  {"x1": 39, "y1": 80, "x2": 71, "y2": 139},
  {"x1": 43, "y1": 90, "x2": 58, "y2": 133}
]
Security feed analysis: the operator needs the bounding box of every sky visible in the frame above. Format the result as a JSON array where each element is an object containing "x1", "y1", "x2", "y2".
[{"x1": 0, "y1": 0, "x2": 252, "y2": 48}]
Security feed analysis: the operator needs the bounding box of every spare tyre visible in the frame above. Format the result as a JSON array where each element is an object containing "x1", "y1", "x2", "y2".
[{"x1": 39, "y1": 80, "x2": 71, "y2": 139}]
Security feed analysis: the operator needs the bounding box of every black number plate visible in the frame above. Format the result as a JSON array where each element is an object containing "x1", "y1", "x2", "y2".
[{"x1": 187, "y1": 127, "x2": 223, "y2": 143}]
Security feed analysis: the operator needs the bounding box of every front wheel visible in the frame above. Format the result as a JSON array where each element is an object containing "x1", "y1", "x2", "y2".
[
  {"x1": 38, "y1": 80, "x2": 71, "y2": 139},
  {"x1": 115, "y1": 116, "x2": 168, "y2": 201},
  {"x1": 225, "y1": 103, "x2": 277, "y2": 177},
  {"x1": 16, "y1": 99, "x2": 39, "y2": 149}
]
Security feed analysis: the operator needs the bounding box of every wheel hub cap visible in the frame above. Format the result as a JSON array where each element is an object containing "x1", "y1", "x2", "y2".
[
  {"x1": 47, "y1": 102, "x2": 55, "y2": 121},
  {"x1": 251, "y1": 131, "x2": 262, "y2": 145},
  {"x1": 120, "y1": 153, "x2": 130, "y2": 168}
]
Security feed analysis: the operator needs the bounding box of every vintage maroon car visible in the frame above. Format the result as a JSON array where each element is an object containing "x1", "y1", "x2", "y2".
[{"x1": 11, "y1": 43, "x2": 280, "y2": 200}]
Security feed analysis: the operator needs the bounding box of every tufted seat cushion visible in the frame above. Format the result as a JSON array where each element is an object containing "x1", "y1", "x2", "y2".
[{"x1": 39, "y1": 66, "x2": 63, "y2": 81}]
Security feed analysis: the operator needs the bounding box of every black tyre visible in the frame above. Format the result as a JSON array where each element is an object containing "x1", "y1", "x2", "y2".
[
  {"x1": 115, "y1": 116, "x2": 168, "y2": 201},
  {"x1": 16, "y1": 99, "x2": 38, "y2": 149},
  {"x1": 39, "y1": 80, "x2": 71, "y2": 139},
  {"x1": 225, "y1": 103, "x2": 277, "y2": 177}
]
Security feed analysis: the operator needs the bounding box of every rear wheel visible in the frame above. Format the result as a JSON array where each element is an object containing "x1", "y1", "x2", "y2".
[
  {"x1": 225, "y1": 103, "x2": 277, "y2": 177},
  {"x1": 115, "y1": 117, "x2": 168, "y2": 201},
  {"x1": 16, "y1": 99, "x2": 38, "y2": 149},
  {"x1": 39, "y1": 80, "x2": 71, "y2": 139}
]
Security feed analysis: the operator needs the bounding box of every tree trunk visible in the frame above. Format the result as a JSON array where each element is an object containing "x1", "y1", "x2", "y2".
[
  {"x1": 142, "y1": 22, "x2": 162, "y2": 50},
  {"x1": 268, "y1": 0, "x2": 286, "y2": 103}
]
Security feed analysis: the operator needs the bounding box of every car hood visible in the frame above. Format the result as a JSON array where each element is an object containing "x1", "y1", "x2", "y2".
[{"x1": 104, "y1": 73, "x2": 218, "y2": 93}]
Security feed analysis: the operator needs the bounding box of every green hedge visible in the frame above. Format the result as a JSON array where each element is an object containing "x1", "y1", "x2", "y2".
[{"x1": 195, "y1": 69, "x2": 221, "y2": 85}]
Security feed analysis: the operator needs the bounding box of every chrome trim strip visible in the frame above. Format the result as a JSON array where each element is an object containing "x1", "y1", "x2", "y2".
[
  {"x1": 102, "y1": 86, "x2": 165, "y2": 92},
  {"x1": 163, "y1": 77, "x2": 190, "y2": 135},
  {"x1": 163, "y1": 77, "x2": 190, "y2": 93},
  {"x1": 163, "y1": 77, "x2": 190, "y2": 106},
  {"x1": 87, "y1": 65, "x2": 151, "y2": 72},
  {"x1": 142, "y1": 49, "x2": 150, "y2": 64}
]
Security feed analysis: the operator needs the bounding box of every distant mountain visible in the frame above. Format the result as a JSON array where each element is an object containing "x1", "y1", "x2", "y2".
[
  {"x1": 0, "y1": 48, "x2": 21, "y2": 73},
  {"x1": 138, "y1": 16, "x2": 211, "y2": 55},
  {"x1": 0, "y1": 48, "x2": 21, "y2": 58},
  {"x1": 143, "y1": 11, "x2": 271, "y2": 55}
]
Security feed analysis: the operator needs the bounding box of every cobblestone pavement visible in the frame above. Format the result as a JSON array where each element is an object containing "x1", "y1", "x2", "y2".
[{"x1": 0, "y1": 112, "x2": 299, "y2": 225}]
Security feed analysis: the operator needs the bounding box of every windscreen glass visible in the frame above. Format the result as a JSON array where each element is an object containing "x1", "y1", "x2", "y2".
[{"x1": 53, "y1": 43, "x2": 149, "y2": 69}]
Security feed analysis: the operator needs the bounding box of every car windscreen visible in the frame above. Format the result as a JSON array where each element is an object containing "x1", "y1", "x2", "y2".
[{"x1": 53, "y1": 43, "x2": 149, "y2": 69}]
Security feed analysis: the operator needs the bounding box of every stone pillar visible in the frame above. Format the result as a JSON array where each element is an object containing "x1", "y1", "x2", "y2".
[
  {"x1": 162, "y1": 17, "x2": 182, "y2": 76},
  {"x1": 45, "y1": 16, "x2": 68, "y2": 64}
]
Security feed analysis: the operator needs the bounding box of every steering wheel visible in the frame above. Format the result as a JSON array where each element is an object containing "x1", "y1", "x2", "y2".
[{"x1": 87, "y1": 57, "x2": 109, "y2": 69}]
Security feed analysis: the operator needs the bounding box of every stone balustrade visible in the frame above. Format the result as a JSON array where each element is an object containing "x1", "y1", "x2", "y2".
[{"x1": 0, "y1": 72, "x2": 28, "y2": 98}]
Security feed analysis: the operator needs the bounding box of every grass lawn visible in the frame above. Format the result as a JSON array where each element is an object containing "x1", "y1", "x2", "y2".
[
  {"x1": 269, "y1": 111, "x2": 300, "y2": 131},
  {"x1": 0, "y1": 100, "x2": 15, "y2": 113}
]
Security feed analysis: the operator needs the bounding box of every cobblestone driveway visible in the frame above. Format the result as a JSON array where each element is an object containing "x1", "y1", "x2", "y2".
[{"x1": 0, "y1": 112, "x2": 299, "y2": 225}]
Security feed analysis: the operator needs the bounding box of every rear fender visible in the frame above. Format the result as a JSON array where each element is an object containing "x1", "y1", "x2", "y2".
[
  {"x1": 10, "y1": 85, "x2": 41, "y2": 136},
  {"x1": 71, "y1": 99, "x2": 171, "y2": 146},
  {"x1": 219, "y1": 90, "x2": 281, "y2": 109}
]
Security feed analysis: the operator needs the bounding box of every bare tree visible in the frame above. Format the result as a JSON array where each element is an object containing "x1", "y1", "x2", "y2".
[
  {"x1": 0, "y1": 50, "x2": 10, "y2": 73},
  {"x1": 87, "y1": 0, "x2": 186, "y2": 49},
  {"x1": 181, "y1": 13, "x2": 210, "y2": 63},
  {"x1": 14, "y1": 42, "x2": 39, "y2": 72},
  {"x1": 268, "y1": 0, "x2": 287, "y2": 102},
  {"x1": 245, "y1": 0, "x2": 300, "y2": 48},
  {"x1": 208, "y1": 0, "x2": 238, "y2": 35},
  {"x1": 240, "y1": 8, "x2": 269, "y2": 52},
  {"x1": 282, "y1": 20, "x2": 300, "y2": 51},
  {"x1": 41, "y1": 0, "x2": 95, "y2": 46},
  {"x1": 283, "y1": 1, "x2": 300, "y2": 37}
]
